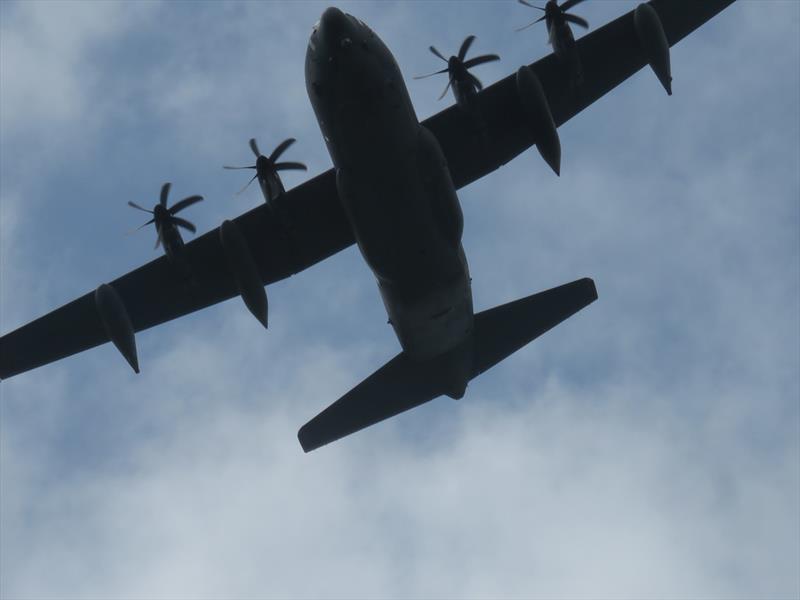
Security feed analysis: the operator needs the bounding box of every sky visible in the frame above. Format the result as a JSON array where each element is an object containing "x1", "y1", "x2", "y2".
[{"x1": 0, "y1": 1, "x2": 798, "y2": 598}]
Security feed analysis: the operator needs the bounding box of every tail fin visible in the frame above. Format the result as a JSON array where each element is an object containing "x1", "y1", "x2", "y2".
[{"x1": 298, "y1": 278, "x2": 597, "y2": 452}]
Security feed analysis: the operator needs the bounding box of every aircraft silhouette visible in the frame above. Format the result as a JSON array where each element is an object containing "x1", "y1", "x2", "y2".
[{"x1": 0, "y1": 1, "x2": 736, "y2": 451}]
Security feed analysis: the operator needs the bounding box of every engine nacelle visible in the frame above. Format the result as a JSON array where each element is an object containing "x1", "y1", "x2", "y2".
[
  {"x1": 634, "y1": 3, "x2": 672, "y2": 96},
  {"x1": 94, "y1": 283, "x2": 139, "y2": 374},
  {"x1": 516, "y1": 66, "x2": 561, "y2": 176},
  {"x1": 219, "y1": 219, "x2": 269, "y2": 329}
]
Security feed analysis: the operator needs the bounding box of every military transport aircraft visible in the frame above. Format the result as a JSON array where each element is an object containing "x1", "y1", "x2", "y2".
[{"x1": 0, "y1": 1, "x2": 736, "y2": 452}]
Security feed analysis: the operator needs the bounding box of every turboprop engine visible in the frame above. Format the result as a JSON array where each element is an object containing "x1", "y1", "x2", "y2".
[
  {"x1": 219, "y1": 219, "x2": 269, "y2": 329},
  {"x1": 516, "y1": 65, "x2": 561, "y2": 176},
  {"x1": 94, "y1": 283, "x2": 139, "y2": 374},
  {"x1": 634, "y1": 3, "x2": 673, "y2": 95}
]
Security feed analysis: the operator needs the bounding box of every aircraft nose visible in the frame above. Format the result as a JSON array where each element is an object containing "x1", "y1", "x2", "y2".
[{"x1": 318, "y1": 7, "x2": 353, "y2": 50}]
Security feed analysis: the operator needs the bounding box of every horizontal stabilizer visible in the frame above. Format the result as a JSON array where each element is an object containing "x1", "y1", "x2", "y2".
[
  {"x1": 298, "y1": 277, "x2": 597, "y2": 452},
  {"x1": 471, "y1": 277, "x2": 597, "y2": 377}
]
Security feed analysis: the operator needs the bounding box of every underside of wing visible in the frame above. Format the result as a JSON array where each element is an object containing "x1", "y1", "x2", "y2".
[
  {"x1": 0, "y1": 171, "x2": 353, "y2": 379},
  {"x1": 423, "y1": 0, "x2": 737, "y2": 188}
]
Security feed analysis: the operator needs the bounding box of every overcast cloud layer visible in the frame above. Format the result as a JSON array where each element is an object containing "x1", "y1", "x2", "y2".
[{"x1": 1, "y1": 1, "x2": 798, "y2": 599}]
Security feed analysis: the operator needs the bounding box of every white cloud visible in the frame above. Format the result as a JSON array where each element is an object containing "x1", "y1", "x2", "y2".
[
  {"x1": 3, "y1": 362, "x2": 796, "y2": 599},
  {"x1": 1, "y1": 2, "x2": 797, "y2": 599},
  {"x1": 0, "y1": 1, "x2": 152, "y2": 144}
]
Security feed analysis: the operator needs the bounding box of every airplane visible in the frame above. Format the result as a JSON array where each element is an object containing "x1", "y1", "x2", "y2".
[{"x1": 0, "y1": 0, "x2": 737, "y2": 452}]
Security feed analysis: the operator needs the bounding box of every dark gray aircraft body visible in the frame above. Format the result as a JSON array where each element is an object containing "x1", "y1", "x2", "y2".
[
  {"x1": 308, "y1": 9, "x2": 474, "y2": 387},
  {"x1": 0, "y1": 1, "x2": 737, "y2": 451}
]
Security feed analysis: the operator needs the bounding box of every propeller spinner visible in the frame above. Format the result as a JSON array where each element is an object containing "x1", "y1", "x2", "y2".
[{"x1": 414, "y1": 35, "x2": 500, "y2": 106}]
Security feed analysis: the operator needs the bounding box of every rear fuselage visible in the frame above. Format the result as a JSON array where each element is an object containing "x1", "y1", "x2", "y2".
[{"x1": 305, "y1": 8, "x2": 473, "y2": 376}]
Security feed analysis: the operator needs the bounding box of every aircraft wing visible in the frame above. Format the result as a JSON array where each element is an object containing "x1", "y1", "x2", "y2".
[
  {"x1": 0, "y1": 0, "x2": 735, "y2": 379},
  {"x1": 423, "y1": 0, "x2": 737, "y2": 188},
  {"x1": 0, "y1": 171, "x2": 353, "y2": 379}
]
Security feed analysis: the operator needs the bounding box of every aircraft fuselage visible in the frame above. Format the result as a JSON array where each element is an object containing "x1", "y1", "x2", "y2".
[{"x1": 305, "y1": 8, "x2": 474, "y2": 389}]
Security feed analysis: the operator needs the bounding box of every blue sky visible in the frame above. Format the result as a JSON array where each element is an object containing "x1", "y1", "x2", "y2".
[{"x1": 1, "y1": 1, "x2": 798, "y2": 598}]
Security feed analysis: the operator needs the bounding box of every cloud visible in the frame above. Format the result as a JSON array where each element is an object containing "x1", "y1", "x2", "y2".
[
  {"x1": 3, "y1": 361, "x2": 796, "y2": 599},
  {"x1": 1, "y1": 2, "x2": 798, "y2": 599}
]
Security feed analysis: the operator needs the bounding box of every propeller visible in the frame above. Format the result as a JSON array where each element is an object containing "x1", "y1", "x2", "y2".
[
  {"x1": 128, "y1": 182, "x2": 203, "y2": 249},
  {"x1": 515, "y1": 0, "x2": 589, "y2": 34},
  {"x1": 224, "y1": 137, "x2": 308, "y2": 196},
  {"x1": 414, "y1": 35, "x2": 500, "y2": 100}
]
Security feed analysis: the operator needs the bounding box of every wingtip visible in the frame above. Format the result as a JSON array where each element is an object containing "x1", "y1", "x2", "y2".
[
  {"x1": 297, "y1": 427, "x2": 315, "y2": 453},
  {"x1": 581, "y1": 277, "x2": 599, "y2": 301}
]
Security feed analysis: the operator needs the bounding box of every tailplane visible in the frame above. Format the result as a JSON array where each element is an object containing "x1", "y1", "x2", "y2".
[{"x1": 298, "y1": 277, "x2": 597, "y2": 452}]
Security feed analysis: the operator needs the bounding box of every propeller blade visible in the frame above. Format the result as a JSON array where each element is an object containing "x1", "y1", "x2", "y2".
[
  {"x1": 274, "y1": 161, "x2": 308, "y2": 172},
  {"x1": 223, "y1": 165, "x2": 256, "y2": 170},
  {"x1": 159, "y1": 183, "x2": 171, "y2": 207},
  {"x1": 154, "y1": 229, "x2": 163, "y2": 250},
  {"x1": 170, "y1": 216, "x2": 196, "y2": 234},
  {"x1": 462, "y1": 54, "x2": 500, "y2": 69},
  {"x1": 468, "y1": 72, "x2": 483, "y2": 92},
  {"x1": 563, "y1": 12, "x2": 589, "y2": 29},
  {"x1": 515, "y1": 18, "x2": 543, "y2": 32},
  {"x1": 125, "y1": 218, "x2": 155, "y2": 235},
  {"x1": 236, "y1": 173, "x2": 259, "y2": 196},
  {"x1": 560, "y1": 0, "x2": 587, "y2": 12},
  {"x1": 127, "y1": 201, "x2": 153, "y2": 213},
  {"x1": 249, "y1": 138, "x2": 261, "y2": 157},
  {"x1": 269, "y1": 138, "x2": 296, "y2": 162},
  {"x1": 169, "y1": 195, "x2": 203, "y2": 215},
  {"x1": 458, "y1": 35, "x2": 476, "y2": 61},
  {"x1": 429, "y1": 46, "x2": 448, "y2": 62},
  {"x1": 437, "y1": 79, "x2": 453, "y2": 101},
  {"x1": 413, "y1": 68, "x2": 449, "y2": 80}
]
